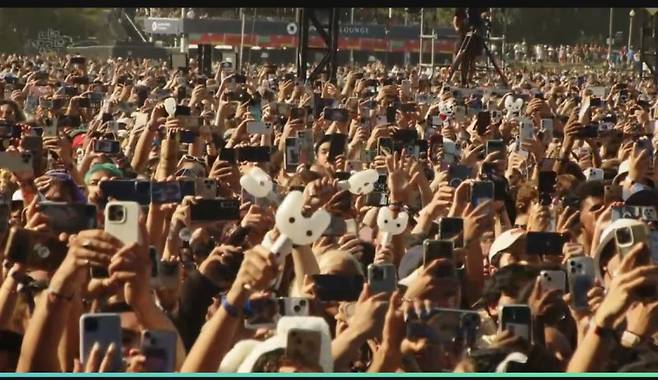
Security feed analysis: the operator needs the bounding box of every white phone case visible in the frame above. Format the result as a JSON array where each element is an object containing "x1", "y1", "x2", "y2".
[{"x1": 104, "y1": 201, "x2": 141, "y2": 246}]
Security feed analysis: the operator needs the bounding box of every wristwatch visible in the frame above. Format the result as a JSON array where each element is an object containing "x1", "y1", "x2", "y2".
[{"x1": 621, "y1": 330, "x2": 642, "y2": 348}]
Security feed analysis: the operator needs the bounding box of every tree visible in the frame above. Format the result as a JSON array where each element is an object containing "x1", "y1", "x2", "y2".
[{"x1": 0, "y1": 8, "x2": 108, "y2": 53}]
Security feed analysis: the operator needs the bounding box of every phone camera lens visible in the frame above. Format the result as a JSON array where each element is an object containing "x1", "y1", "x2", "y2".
[
  {"x1": 299, "y1": 300, "x2": 306, "y2": 306},
  {"x1": 615, "y1": 227, "x2": 633, "y2": 245},
  {"x1": 108, "y1": 205, "x2": 125, "y2": 222},
  {"x1": 84, "y1": 318, "x2": 99, "y2": 332},
  {"x1": 293, "y1": 305, "x2": 301, "y2": 312}
]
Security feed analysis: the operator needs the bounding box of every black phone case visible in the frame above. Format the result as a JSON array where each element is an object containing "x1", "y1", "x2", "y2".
[{"x1": 312, "y1": 275, "x2": 364, "y2": 301}]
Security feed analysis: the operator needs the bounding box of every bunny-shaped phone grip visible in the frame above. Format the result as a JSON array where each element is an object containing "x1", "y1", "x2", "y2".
[
  {"x1": 377, "y1": 207, "x2": 409, "y2": 247},
  {"x1": 240, "y1": 166, "x2": 281, "y2": 207},
  {"x1": 164, "y1": 97, "x2": 177, "y2": 117},
  {"x1": 265, "y1": 191, "x2": 330, "y2": 264},
  {"x1": 504, "y1": 95, "x2": 524, "y2": 120},
  {"x1": 337, "y1": 169, "x2": 379, "y2": 195}
]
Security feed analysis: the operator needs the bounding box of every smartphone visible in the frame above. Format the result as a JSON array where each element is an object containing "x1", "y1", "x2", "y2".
[
  {"x1": 438, "y1": 217, "x2": 464, "y2": 248},
  {"x1": 575, "y1": 124, "x2": 598, "y2": 139},
  {"x1": 525, "y1": 232, "x2": 568, "y2": 256},
  {"x1": 365, "y1": 191, "x2": 388, "y2": 207},
  {"x1": 312, "y1": 274, "x2": 364, "y2": 302},
  {"x1": 246, "y1": 121, "x2": 272, "y2": 135},
  {"x1": 276, "y1": 102, "x2": 292, "y2": 118},
  {"x1": 367, "y1": 263, "x2": 397, "y2": 294},
  {"x1": 285, "y1": 137, "x2": 300, "y2": 173},
  {"x1": 150, "y1": 181, "x2": 182, "y2": 204},
  {"x1": 93, "y1": 140, "x2": 121, "y2": 155},
  {"x1": 189, "y1": 198, "x2": 240, "y2": 221},
  {"x1": 519, "y1": 119, "x2": 534, "y2": 141},
  {"x1": 37, "y1": 202, "x2": 98, "y2": 234},
  {"x1": 329, "y1": 133, "x2": 348, "y2": 161},
  {"x1": 406, "y1": 308, "x2": 480, "y2": 346},
  {"x1": 236, "y1": 146, "x2": 271, "y2": 163},
  {"x1": 177, "y1": 129, "x2": 196, "y2": 144},
  {"x1": 584, "y1": 167, "x2": 604, "y2": 182},
  {"x1": 538, "y1": 171, "x2": 557, "y2": 195},
  {"x1": 141, "y1": 330, "x2": 177, "y2": 372},
  {"x1": 244, "y1": 296, "x2": 278, "y2": 329},
  {"x1": 324, "y1": 108, "x2": 349, "y2": 123},
  {"x1": 448, "y1": 164, "x2": 472, "y2": 188},
  {"x1": 566, "y1": 256, "x2": 595, "y2": 310},
  {"x1": 286, "y1": 329, "x2": 322, "y2": 369},
  {"x1": 470, "y1": 181, "x2": 494, "y2": 207},
  {"x1": 423, "y1": 239, "x2": 454, "y2": 267},
  {"x1": 193, "y1": 178, "x2": 217, "y2": 199},
  {"x1": 79, "y1": 313, "x2": 122, "y2": 372},
  {"x1": 290, "y1": 107, "x2": 306, "y2": 120},
  {"x1": 218, "y1": 148, "x2": 236, "y2": 163},
  {"x1": 386, "y1": 106, "x2": 397, "y2": 124},
  {"x1": 377, "y1": 137, "x2": 394, "y2": 157},
  {"x1": 499, "y1": 305, "x2": 532, "y2": 342},
  {"x1": 4, "y1": 227, "x2": 68, "y2": 272},
  {"x1": 99, "y1": 180, "x2": 151, "y2": 206},
  {"x1": 104, "y1": 201, "x2": 141, "y2": 245},
  {"x1": 297, "y1": 129, "x2": 315, "y2": 165},
  {"x1": 614, "y1": 223, "x2": 649, "y2": 258},
  {"x1": 540, "y1": 118, "x2": 554, "y2": 138},
  {"x1": 0, "y1": 151, "x2": 33, "y2": 175},
  {"x1": 277, "y1": 297, "x2": 310, "y2": 317},
  {"x1": 485, "y1": 139, "x2": 505, "y2": 157},
  {"x1": 538, "y1": 270, "x2": 566, "y2": 293},
  {"x1": 475, "y1": 111, "x2": 491, "y2": 135}
]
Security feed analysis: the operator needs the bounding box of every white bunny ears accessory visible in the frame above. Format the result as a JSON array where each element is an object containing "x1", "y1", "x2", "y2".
[
  {"x1": 240, "y1": 166, "x2": 280, "y2": 206},
  {"x1": 377, "y1": 207, "x2": 409, "y2": 247},
  {"x1": 503, "y1": 94, "x2": 524, "y2": 120},
  {"x1": 164, "y1": 97, "x2": 177, "y2": 117},
  {"x1": 337, "y1": 168, "x2": 379, "y2": 195}
]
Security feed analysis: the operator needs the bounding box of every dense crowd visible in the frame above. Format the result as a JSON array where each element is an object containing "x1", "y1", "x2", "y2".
[{"x1": 0, "y1": 48, "x2": 657, "y2": 373}]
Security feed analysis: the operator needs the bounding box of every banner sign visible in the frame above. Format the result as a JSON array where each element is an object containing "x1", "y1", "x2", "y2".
[{"x1": 144, "y1": 18, "x2": 182, "y2": 35}]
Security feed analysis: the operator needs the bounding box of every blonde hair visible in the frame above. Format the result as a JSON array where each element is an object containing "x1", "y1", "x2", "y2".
[{"x1": 318, "y1": 249, "x2": 364, "y2": 277}]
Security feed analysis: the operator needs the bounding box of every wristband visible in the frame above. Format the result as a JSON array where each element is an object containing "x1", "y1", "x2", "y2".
[{"x1": 221, "y1": 295, "x2": 242, "y2": 318}]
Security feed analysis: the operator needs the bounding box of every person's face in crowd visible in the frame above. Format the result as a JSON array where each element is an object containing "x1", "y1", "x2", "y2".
[
  {"x1": 579, "y1": 195, "x2": 604, "y2": 238},
  {"x1": 0, "y1": 103, "x2": 17, "y2": 122},
  {"x1": 120, "y1": 311, "x2": 142, "y2": 358},
  {"x1": 316, "y1": 141, "x2": 330, "y2": 167},
  {"x1": 86, "y1": 169, "x2": 113, "y2": 203}
]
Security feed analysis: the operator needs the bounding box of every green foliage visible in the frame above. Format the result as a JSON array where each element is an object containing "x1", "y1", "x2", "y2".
[{"x1": 0, "y1": 8, "x2": 108, "y2": 53}]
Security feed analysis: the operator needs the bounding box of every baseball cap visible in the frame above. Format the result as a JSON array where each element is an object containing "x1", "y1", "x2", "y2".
[
  {"x1": 593, "y1": 218, "x2": 646, "y2": 281},
  {"x1": 489, "y1": 228, "x2": 526, "y2": 267},
  {"x1": 613, "y1": 159, "x2": 630, "y2": 184}
]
